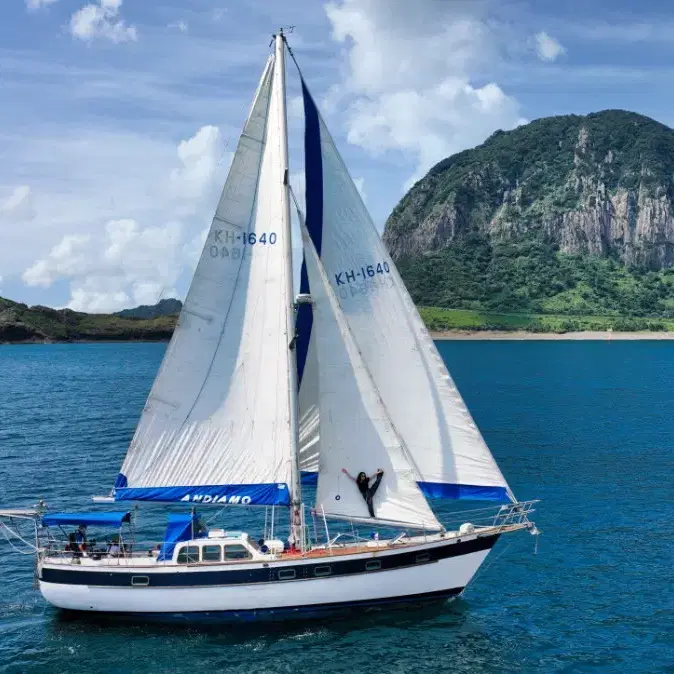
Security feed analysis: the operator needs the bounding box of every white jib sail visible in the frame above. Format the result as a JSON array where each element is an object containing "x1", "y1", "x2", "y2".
[
  {"x1": 300, "y1": 220, "x2": 442, "y2": 530},
  {"x1": 301, "y1": 89, "x2": 512, "y2": 501},
  {"x1": 115, "y1": 55, "x2": 294, "y2": 506}
]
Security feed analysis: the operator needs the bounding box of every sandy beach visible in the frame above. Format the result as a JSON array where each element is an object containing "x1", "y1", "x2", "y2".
[{"x1": 431, "y1": 330, "x2": 674, "y2": 340}]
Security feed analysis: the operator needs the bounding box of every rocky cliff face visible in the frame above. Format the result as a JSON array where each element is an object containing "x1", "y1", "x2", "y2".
[{"x1": 384, "y1": 110, "x2": 674, "y2": 270}]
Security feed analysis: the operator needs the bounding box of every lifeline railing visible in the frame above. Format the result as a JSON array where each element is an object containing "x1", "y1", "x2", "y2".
[{"x1": 439, "y1": 499, "x2": 539, "y2": 533}]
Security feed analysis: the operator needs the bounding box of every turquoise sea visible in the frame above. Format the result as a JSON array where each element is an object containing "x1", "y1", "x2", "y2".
[{"x1": 1, "y1": 341, "x2": 673, "y2": 673}]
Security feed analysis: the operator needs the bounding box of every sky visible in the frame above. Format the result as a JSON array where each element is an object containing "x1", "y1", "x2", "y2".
[{"x1": 2, "y1": 0, "x2": 674, "y2": 312}]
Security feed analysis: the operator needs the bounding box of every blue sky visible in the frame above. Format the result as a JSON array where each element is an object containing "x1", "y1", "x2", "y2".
[{"x1": 2, "y1": 0, "x2": 674, "y2": 311}]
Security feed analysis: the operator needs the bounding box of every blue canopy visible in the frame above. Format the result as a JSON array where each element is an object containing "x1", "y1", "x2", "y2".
[{"x1": 42, "y1": 512, "x2": 132, "y2": 528}]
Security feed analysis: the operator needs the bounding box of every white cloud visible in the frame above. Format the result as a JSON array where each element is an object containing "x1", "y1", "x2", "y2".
[
  {"x1": 26, "y1": 0, "x2": 59, "y2": 9},
  {"x1": 168, "y1": 20, "x2": 188, "y2": 33},
  {"x1": 18, "y1": 125, "x2": 226, "y2": 312},
  {"x1": 534, "y1": 31, "x2": 565, "y2": 62},
  {"x1": 325, "y1": 0, "x2": 524, "y2": 185},
  {"x1": 170, "y1": 125, "x2": 227, "y2": 204},
  {"x1": 23, "y1": 220, "x2": 184, "y2": 312},
  {"x1": 70, "y1": 0, "x2": 138, "y2": 43},
  {"x1": 23, "y1": 234, "x2": 92, "y2": 288},
  {"x1": 0, "y1": 186, "x2": 36, "y2": 222}
]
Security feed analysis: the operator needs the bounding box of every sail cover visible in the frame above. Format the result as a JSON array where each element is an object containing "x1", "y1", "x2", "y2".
[
  {"x1": 301, "y1": 221, "x2": 441, "y2": 530},
  {"x1": 114, "y1": 56, "x2": 294, "y2": 506},
  {"x1": 300, "y1": 81, "x2": 512, "y2": 502}
]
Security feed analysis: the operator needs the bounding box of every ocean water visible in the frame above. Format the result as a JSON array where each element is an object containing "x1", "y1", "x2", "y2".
[{"x1": 1, "y1": 341, "x2": 673, "y2": 673}]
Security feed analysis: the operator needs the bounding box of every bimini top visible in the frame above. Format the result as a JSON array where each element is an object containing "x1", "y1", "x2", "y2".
[{"x1": 42, "y1": 512, "x2": 132, "y2": 528}]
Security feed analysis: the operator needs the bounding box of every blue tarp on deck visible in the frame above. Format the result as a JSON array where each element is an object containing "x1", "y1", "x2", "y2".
[{"x1": 158, "y1": 513, "x2": 198, "y2": 562}]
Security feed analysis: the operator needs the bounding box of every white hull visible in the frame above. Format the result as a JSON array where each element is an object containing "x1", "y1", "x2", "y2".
[{"x1": 38, "y1": 534, "x2": 498, "y2": 621}]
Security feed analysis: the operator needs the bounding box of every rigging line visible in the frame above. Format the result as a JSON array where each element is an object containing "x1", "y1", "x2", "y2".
[{"x1": 0, "y1": 523, "x2": 39, "y2": 555}]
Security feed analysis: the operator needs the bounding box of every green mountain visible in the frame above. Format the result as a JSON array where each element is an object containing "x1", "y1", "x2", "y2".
[
  {"x1": 0, "y1": 297, "x2": 176, "y2": 343},
  {"x1": 384, "y1": 110, "x2": 674, "y2": 322},
  {"x1": 115, "y1": 298, "x2": 183, "y2": 319}
]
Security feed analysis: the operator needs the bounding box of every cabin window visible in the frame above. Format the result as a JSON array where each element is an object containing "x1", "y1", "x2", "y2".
[
  {"x1": 131, "y1": 576, "x2": 149, "y2": 586},
  {"x1": 177, "y1": 546, "x2": 199, "y2": 564},
  {"x1": 365, "y1": 560, "x2": 381, "y2": 572},
  {"x1": 224, "y1": 544, "x2": 252, "y2": 561},
  {"x1": 416, "y1": 553, "x2": 431, "y2": 564},
  {"x1": 314, "y1": 565, "x2": 331, "y2": 577},
  {"x1": 278, "y1": 569, "x2": 296, "y2": 580},
  {"x1": 202, "y1": 545, "x2": 222, "y2": 562}
]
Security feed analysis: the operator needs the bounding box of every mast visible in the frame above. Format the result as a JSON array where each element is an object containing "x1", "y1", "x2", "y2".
[{"x1": 275, "y1": 29, "x2": 303, "y2": 547}]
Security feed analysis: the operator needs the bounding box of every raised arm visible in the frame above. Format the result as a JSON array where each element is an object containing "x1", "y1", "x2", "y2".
[
  {"x1": 341, "y1": 468, "x2": 356, "y2": 482},
  {"x1": 370, "y1": 468, "x2": 384, "y2": 480}
]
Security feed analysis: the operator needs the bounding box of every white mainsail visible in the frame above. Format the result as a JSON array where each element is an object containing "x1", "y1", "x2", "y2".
[
  {"x1": 300, "y1": 217, "x2": 441, "y2": 530},
  {"x1": 299, "y1": 83, "x2": 512, "y2": 502},
  {"x1": 114, "y1": 55, "x2": 295, "y2": 506}
]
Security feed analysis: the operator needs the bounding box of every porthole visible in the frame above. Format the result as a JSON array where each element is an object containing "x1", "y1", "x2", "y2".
[
  {"x1": 365, "y1": 560, "x2": 381, "y2": 572},
  {"x1": 278, "y1": 569, "x2": 296, "y2": 580},
  {"x1": 314, "y1": 565, "x2": 331, "y2": 577},
  {"x1": 416, "y1": 553, "x2": 431, "y2": 563},
  {"x1": 131, "y1": 576, "x2": 150, "y2": 586}
]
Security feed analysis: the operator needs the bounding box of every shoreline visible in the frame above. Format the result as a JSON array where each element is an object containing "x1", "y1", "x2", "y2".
[
  {"x1": 431, "y1": 330, "x2": 674, "y2": 340},
  {"x1": 4, "y1": 332, "x2": 674, "y2": 344},
  {"x1": 0, "y1": 338, "x2": 171, "y2": 345}
]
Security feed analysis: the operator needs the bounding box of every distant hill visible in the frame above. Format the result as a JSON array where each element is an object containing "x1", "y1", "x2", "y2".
[
  {"x1": 115, "y1": 298, "x2": 182, "y2": 319},
  {"x1": 0, "y1": 296, "x2": 176, "y2": 343},
  {"x1": 384, "y1": 109, "x2": 674, "y2": 321}
]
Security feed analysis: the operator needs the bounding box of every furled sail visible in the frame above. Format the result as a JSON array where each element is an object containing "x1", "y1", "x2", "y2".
[
  {"x1": 300, "y1": 81, "x2": 512, "y2": 502},
  {"x1": 114, "y1": 55, "x2": 294, "y2": 506},
  {"x1": 300, "y1": 216, "x2": 442, "y2": 530}
]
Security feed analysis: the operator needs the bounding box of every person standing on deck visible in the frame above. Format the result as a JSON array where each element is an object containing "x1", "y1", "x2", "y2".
[
  {"x1": 342, "y1": 468, "x2": 384, "y2": 517},
  {"x1": 73, "y1": 525, "x2": 87, "y2": 558}
]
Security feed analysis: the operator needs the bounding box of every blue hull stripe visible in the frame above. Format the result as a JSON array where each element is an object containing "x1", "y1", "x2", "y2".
[
  {"x1": 418, "y1": 482, "x2": 510, "y2": 502},
  {"x1": 295, "y1": 79, "x2": 324, "y2": 388},
  {"x1": 114, "y1": 483, "x2": 290, "y2": 506},
  {"x1": 57, "y1": 588, "x2": 463, "y2": 624},
  {"x1": 40, "y1": 535, "x2": 499, "y2": 588}
]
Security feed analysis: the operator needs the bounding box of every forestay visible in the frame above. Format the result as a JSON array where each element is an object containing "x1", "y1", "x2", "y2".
[
  {"x1": 114, "y1": 55, "x2": 294, "y2": 506},
  {"x1": 300, "y1": 219, "x2": 441, "y2": 530},
  {"x1": 300, "y1": 82, "x2": 512, "y2": 502}
]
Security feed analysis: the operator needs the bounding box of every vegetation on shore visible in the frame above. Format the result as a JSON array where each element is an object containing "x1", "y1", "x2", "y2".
[
  {"x1": 2, "y1": 292, "x2": 673, "y2": 344},
  {"x1": 0, "y1": 297, "x2": 177, "y2": 343},
  {"x1": 399, "y1": 233, "x2": 674, "y2": 319},
  {"x1": 418, "y1": 306, "x2": 674, "y2": 333}
]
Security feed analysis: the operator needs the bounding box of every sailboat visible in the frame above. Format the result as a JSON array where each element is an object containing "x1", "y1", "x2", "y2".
[{"x1": 0, "y1": 30, "x2": 538, "y2": 622}]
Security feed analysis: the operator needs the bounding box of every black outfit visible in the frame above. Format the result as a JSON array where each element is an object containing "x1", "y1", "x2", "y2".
[{"x1": 356, "y1": 472, "x2": 384, "y2": 517}]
